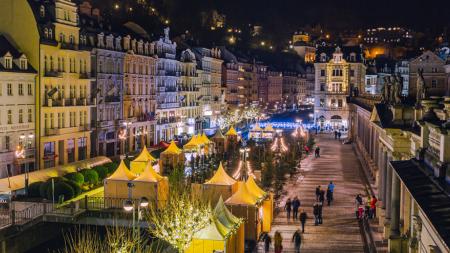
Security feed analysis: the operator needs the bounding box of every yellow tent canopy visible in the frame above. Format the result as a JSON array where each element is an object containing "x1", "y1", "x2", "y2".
[
  {"x1": 161, "y1": 140, "x2": 183, "y2": 155},
  {"x1": 200, "y1": 133, "x2": 212, "y2": 144},
  {"x1": 107, "y1": 160, "x2": 136, "y2": 180},
  {"x1": 225, "y1": 181, "x2": 259, "y2": 206},
  {"x1": 184, "y1": 135, "x2": 201, "y2": 150},
  {"x1": 132, "y1": 146, "x2": 156, "y2": 163},
  {"x1": 134, "y1": 162, "x2": 164, "y2": 182},
  {"x1": 205, "y1": 162, "x2": 236, "y2": 186},
  {"x1": 215, "y1": 196, "x2": 242, "y2": 228},
  {"x1": 245, "y1": 176, "x2": 267, "y2": 200},
  {"x1": 225, "y1": 126, "x2": 238, "y2": 136},
  {"x1": 264, "y1": 123, "x2": 274, "y2": 132},
  {"x1": 252, "y1": 123, "x2": 263, "y2": 131}
]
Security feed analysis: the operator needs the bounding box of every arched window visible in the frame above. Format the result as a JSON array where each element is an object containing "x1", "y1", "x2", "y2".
[
  {"x1": 44, "y1": 28, "x2": 49, "y2": 38},
  {"x1": 40, "y1": 5, "x2": 45, "y2": 17},
  {"x1": 48, "y1": 28, "x2": 53, "y2": 39}
]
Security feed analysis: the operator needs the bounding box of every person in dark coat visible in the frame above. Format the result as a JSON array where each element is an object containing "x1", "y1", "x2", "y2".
[
  {"x1": 318, "y1": 202, "x2": 323, "y2": 224},
  {"x1": 313, "y1": 203, "x2": 320, "y2": 225},
  {"x1": 292, "y1": 229, "x2": 303, "y2": 253},
  {"x1": 319, "y1": 190, "x2": 325, "y2": 205},
  {"x1": 299, "y1": 209, "x2": 307, "y2": 233},
  {"x1": 285, "y1": 198, "x2": 292, "y2": 221},
  {"x1": 315, "y1": 186, "x2": 321, "y2": 201},
  {"x1": 326, "y1": 188, "x2": 333, "y2": 206},
  {"x1": 292, "y1": 197, "x2": 301, "y2": 220},
  {"x1": 263, "y1": 233, "x2": 271, "y2": 252}
]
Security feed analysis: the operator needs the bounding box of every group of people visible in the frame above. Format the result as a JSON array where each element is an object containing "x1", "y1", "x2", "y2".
[
  {"x1": 313, "y1": 181, "x2": 335, "y2": 225},
  {"x1": 355, "y1": 193, "x2": 378, "y2": 220},
  {"x1": 262, "y1": 230, "x2": 303, "y2": 253},
  {"x1": 334, "y1": 130, "x2": 342, "y2": 140}
]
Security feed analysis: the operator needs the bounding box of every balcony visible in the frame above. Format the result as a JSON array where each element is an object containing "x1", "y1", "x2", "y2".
[
  {"x1": 157, "y1": 117, "x2": 181, "y2": 125},
  {"x1": 60, "y1": 42, "x2": 78, "y2": 51},
  {"x1": 44, "y1": 71, "x2": 63, "y2": 78},
  {"x1": 46, "y1": 98, "x2": 92, "y2": 107},
  {"x1": 97, "y1": 120, "x2": 115, "y2": 128},
  {"x1": 45, "y1": 124, "x2": 90, "y2": 136},
  {"x1": 165, "y1": 87, "x2": 177, "y2": 92},
  {"x1": 79, "y1": 72, "x2": 92, "y2": 79},
  {"x1": 157, "y1": 102, "x2": 180, "y2": 109},
  {"x1": 177, "y1": 85, "x2": 199, "y2": 92},
  {"x1": 105, "y1": 95, "x2": 121, "y2": 103},
  {"x1": 181, "y1": 102, "x2": 199, "y2": 107}
]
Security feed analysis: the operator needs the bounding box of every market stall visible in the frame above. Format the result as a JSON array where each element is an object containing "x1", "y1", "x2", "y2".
[
  {"x1": 203, "y1": 162, "x2": 238, "y2": 205},
  {"x1": 245, "y1": 176, "x2": 273, "y2": 232},
  {"x1": 130, "y1": 146, "x2": 157, "y2": 174},
  {"x1": 104, "y1": 160, "x2": 136, "y2": 202},
  {"x1": 132, "y1": 162, "x2": 168, "y2": 208},
  {"x1": 159, "y1": 140, "x2": 184, "y2": 175}
]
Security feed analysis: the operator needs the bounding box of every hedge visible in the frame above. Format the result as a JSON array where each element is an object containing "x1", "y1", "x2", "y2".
[
  {"x1": 65, "y1": 180, "x2": 82, "y2": 196},
  {"x1": 47, "y1": 181, "x2": 74, "y2": 202},
  {"x1": 104, "y1": 162, "x2": 118, "y2": 174},
  {"x1": 64, "y1": 172, "x2": 84, "y2": 186},
  {"x1": 39, "y1": 177, "x2": 66, "y2": 199},
  {"x1": 92, "y1": 166, "x2": 108, "y2": 181},
  {"x1": 80, "y1": 169, "x2": 99, "y2": 186},
  {"x1": 28, "y1": 182, "x2": 43, "y2": 197}
]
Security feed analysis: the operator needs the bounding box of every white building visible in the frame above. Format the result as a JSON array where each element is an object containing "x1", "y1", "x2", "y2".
[
  {"x1": 154, "y1": 28, "x2": 183, "y2": 141},
  {"x1": 314, "y1": 46, "x2": 366, "y2": 130},
  {"x1": 395, "y1": 60, "x2": 409, "y2": 96},
  {"x1": 0, "y1": 36, "x2": 37, "y2": 178}
]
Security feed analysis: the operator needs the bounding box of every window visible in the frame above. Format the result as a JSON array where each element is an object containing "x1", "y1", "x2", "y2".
[
  {"x1": 28, "y1": 109, "x2": 32, "y2": 122},
  {"x1": 320, "y1": 83, "x2": 325, "y2": 91},
  {"x1": 0, "y1": 83, "x2": 2, "y2": 96},
  {"x1": 338, "y1": 99, "x2": 343, "y2": 108},
  {"x1": 18, "y1": 109, "x2": 23, "y2": 123},
  {"x1": 50, "y1": 113, "x2": 54, "y2": 129},
  {"x1": 320, "y1": 69, "x2": 325, "y2": 76},
  {"x1": 331, "y1": 99, "x2": 336, "y2": 107},
  {"x1": 319, "y1": 99, "x2": 325, "y2": 107},
  {"x1": 18, "y1": 84, "x2": 23, "y2": 95},
  {"x1": 7, "y1": 110, "x2": 12, "y2": 124},
  {"x1": 5, "y1": 57, "x2": 12, "y2": 69},
  {"x1": 7, "y1": 83, "x2": 12, "y2": 96},
  {"x1": 432, "y1": 68, "x2": 438, "y2": 73},
  {"x1": 5, "y1": 136, "x2": 10, "y2": 150},
  {"x1": 44, "y1": 28, "x2": 49, "y2": 38},
  {"x1": 350, "y1": 69, "x2": 355, "y2": 77},
  {"x1": 40, "y1": 5, "x2": 45, "y2": 17},
  {"x1": 48, "y1": 29, "x2": 53, "y2": 39},
  {"x1": 28, "y1": 84, "x2": 32, "y2": 95},
  {"x1": 431, "y1": 79, "x2": 437, "y2": 88}
]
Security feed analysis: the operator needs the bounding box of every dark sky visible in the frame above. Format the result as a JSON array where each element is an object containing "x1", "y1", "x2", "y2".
[{"x1": 166, "y1": 0, "x2": 450, "y2": 31}]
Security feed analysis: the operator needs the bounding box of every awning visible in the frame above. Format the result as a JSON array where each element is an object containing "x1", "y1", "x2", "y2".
[
  {"x1": 108, "y1": 160, "x2": 136, "y2": 180},
  {"x1": 133, "y1": 162, "x2": 164, "y2": 182},
  {"x1": 246, "y1": 176, "x2": 267, "y2": 200},
  {"x1": 225, "y1": 126, "x2": 238, "y2": 136},
  {"x1": 132, "y1": 146, "x2": 156, "y2": 162},
  {"x1": 161, "y1": 140, "x2": 183, "y2": 155},
  {"x1": 204, "y1": 162, "x2": 236, "y2": 186},
  {"x1": 225, "y1": 181, "x2": 259, "y2": 206}
]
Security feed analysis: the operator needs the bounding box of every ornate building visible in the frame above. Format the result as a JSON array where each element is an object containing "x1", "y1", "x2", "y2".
[
  {"x1": 0, "y1": 36, "x2": 37, "y2": 177},
  {"x1": 123, "y1": 35, "x2": 157, "y2": 152},
  {"x1": 155, "y1": 28, "x2": 182, "y2": 141},
  {"x1": 314, "y1": 46, "x2": 366, "y2": 130},
  {"x1": 409, "y1": 51, "x2": 447, "y2": 98}
]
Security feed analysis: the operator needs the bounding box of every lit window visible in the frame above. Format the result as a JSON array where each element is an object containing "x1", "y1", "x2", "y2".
[
  {"x1": 5, "y1": 57, "x2": 12, "y2": 69},
  {"x1": 28, "y1": 109, "x2": 32, "y2": 122},
  {"x1": 18, "y1": 84, "x2": 23, "y2": 96},
  {"x1": 7, "y1": 83, "x2": 12, "y2": 96},
  {"x1": 28, "y1": 84, "x2": 32, "y2": 95},
  {"x1": 18, "y1": 109, "x2": 23, "y2": 123},
  {"x1": 7, "y1": 110, "x2": 12, "y2": 124},
  {"x1": 40, "y1": 5, "x2": 45, "y2": 17}
]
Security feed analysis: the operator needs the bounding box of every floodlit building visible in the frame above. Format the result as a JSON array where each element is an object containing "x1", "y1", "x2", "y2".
[
  {"x1": 409, "y1": 51, "x2": 447, "y2": 98},
  {"x1": 0, "y1": 36, "x2": 37, "y2": 177},
  {"x1": 314, "y1": 46, "x2": 366, "y2": 130}
]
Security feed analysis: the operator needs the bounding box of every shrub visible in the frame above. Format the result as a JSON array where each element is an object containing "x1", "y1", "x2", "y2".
[
  {"x1": 39, "y1": 177, "x2": 67, "y2": 199},
  {"x1": 80, "y1": 169, "x2": 99, "y2": 186},
  {"x1": 64, "y1": 172, "x2": 84, "y2": 186},
  {"x1": 66, "y1": 180, "x2": 82, "y2": 196},
  {"x1": 104, "y1": 162, "x2": 118, "y2": 175},
  {"x1": 92, "y1": 166, "x2": 108, "y2": 181},
  {"x1": 47, "y1": 181, "x2": 74, "y2": 203},
  {"x1": 28, "y1": 182, "x2": 43, "y2": 197}
]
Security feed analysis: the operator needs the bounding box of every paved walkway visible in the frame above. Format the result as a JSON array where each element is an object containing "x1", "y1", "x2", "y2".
[{"x1": 259, "y1": 134, "x2": 366, "y2": 252}]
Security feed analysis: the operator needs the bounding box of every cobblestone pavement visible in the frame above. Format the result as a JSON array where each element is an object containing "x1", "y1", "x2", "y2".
[{"x1": 258, "y1": 134, "x2": 366, "y2": 252}]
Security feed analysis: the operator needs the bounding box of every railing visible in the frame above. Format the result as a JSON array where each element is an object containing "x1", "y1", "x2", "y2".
[
  {"x1": 44, "y1": 71, "x2": 63, "y2": 78},
  {"x1": 359, "y1": 218, "x2": 377, "y2": 253}
]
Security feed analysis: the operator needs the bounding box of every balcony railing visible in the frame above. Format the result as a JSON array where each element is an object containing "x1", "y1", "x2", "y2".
[
  {"x1": 157, "y1": 117, "x2": 181, "y2": 125},
  {"x1": 44, "y1": 71, "x2": 63, "y2": 78},
  {"x1": 105, "y1": 95, "x2": 121, "y2": 103},
  {"x1": 45, "y1": 124, "x2": 90, "y2": 136},
  {"x1": 46, "y1": 98, "x2": 92, "y2": 107},
  {"x1": 157, "y1": 102, "x2": 180, "y2": 109}
]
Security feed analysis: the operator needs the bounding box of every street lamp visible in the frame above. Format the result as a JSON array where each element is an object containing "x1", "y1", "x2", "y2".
[
  {"x1": 123, "y1": 192, "x2": 149, "y2": 251},
  {"x1": 239, "y1": 147, "x2": 250, "y2": 181}
]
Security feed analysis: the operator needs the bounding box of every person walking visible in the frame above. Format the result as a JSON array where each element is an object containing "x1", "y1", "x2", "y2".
[
  {"x1": 263, "y1": 233, "x2": 271, "y2": 253},
  {"x1": 326, "y1": 188, "x2": 332, "y2": 206},
  {"x1": 328, "y1": 181, "x2": 335, "y2": 201},
  {"x1": 313, "y1": 202, "x2": 320, "y2": 226},
  {"x1": 314, "y1": 146, "x2": 320, "y2": 157},
  {"x1": 299, "y1": 209, "x2": 307, "y2": 233},
  {"x1": 334, "y1": 130, "x2": 338, "y2": 139},
  {"x1": 315, "y1": 185, "x2": 321, "y2": 201},
  {"x1": 338, "y1": 131, "x2": 342, "y2": 140},
  {"x1": 319, "y1": 189, "x2": 325, "y2": 205},
  {"x1": 370, "y1": 195, "x2": 378, "y2": 219},
  {"x1": 292, "y1": 197, "x2": 301, "y2": 220},
  {"x1": 318, "y1": 202, "x2": 323, "y2": 224},
  {"x1": 274, "y1": 231, "x2": 283, "y2": 253},
  {"x1": 292, "y1": 229, "x2": 303, "y2": 253},
  {"x1": 285, "y1": 198, "x2": 292, "y2": 221}
]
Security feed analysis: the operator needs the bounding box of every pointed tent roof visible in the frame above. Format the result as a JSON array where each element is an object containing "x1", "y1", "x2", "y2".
[
  {"x1": 200, "y1": 133, "x2": 212, "y2": 144},
  {"x1": 212, "y1": 129, "x2": 225, "y2": 139},
  {"x1": 134, "y1": 162, "x2": 164, "y2": 182},
  {"x1": 225, "y1": 126, "x2": 238, "y2": 136},
  {"x1": 193, "y1": 217, "x2": 230, "y2": 240},
  {"x1": 183, "y1": 135, "x2": 201, "y2": 149},
  {"x1": 252, "y1": 123, "x2": 263, "y2": 131},
  {"x1": 108, "y1": 160, "x2": 136, "y2": 180},
  {"x1": 264, "y1": 123, "x2": 274, "y2": 132},
  {"x1": 214, "y1": 196, "x2": 241, "y2": 228},
  {"x1": 195, "y1": 133, "x2": 205, "y2": 145},
  {"x1": 132, "y1": 146, "x2": 156, "y2": 162},
  {"x1": 204, "y1": 162, "x2": 237, "y2": 185},
  {"x1": 246, "y1": 176, "x2": 267, "y2": 199},
  {"x1": 225, "y1": 181, "x2": 259, "y2": 206},
  {"x1": 161, "y1": 140, "x2": 183, "y2": 155}
]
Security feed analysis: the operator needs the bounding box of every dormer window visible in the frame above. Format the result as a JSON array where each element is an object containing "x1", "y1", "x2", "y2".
[
  {"x1": 320, "y1": 53, "x2": 327, "y2": 62},
  {"x1": 48, "y1": 29, "x2": 53, "y2": 39},
  {"x1": 44, "y1": 28, "x2": 49, "y2": 38},
  {"x1": 20, "y1": 58, "x2": 28, "y2": 70},
  {"x1": 349, "y1": 53, "x2": 356, "y2": 62},
  {"x1": 4, "y1": 56, "x2": 12, "y2": 69},
  {"x1": 40, "y1": 5, "x2": 45, "y2": 17}
]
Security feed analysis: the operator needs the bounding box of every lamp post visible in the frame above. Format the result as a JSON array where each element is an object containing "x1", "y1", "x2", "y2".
[
  {"x1": 123, "y1": 186, "x2": 149, "y2": 252},
  {"x1": 122, "y1": 121, "x2": 132, "y2": 158},
  {"x1": 239, "y1": 146, "x2": 250, "y2": 181},
  {"x1": 118, "y1": 129, "x2": 127, "y2": 159}
]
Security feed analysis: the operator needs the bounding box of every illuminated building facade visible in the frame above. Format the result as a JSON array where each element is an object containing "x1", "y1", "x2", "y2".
[
  {"x1": 0, "y1": 36, "x2": 37, "y2": 178},
  {"x1": 314, "y1": 46, "x2": 366, "y2": 130},
  {"x1": 123, "y1": 36, "x2": 157, "y2": 152},
  {"x1": 409, "y1": 51, "x2": 447, "y2": 98}
]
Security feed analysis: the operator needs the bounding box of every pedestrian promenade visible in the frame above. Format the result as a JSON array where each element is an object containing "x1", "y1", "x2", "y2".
[{"x1": 259, "y1": 134, "x2": 366, "y2": 252}]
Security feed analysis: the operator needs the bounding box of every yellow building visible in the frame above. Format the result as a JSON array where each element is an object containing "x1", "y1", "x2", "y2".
[{"x1": 0, "y1": 0, "x2": 93, "y2": 169}]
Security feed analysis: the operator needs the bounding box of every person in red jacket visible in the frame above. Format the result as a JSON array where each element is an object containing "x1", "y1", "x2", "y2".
[{"x1": 370, "y1": 195, "x2": 378, "y2": 219}]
